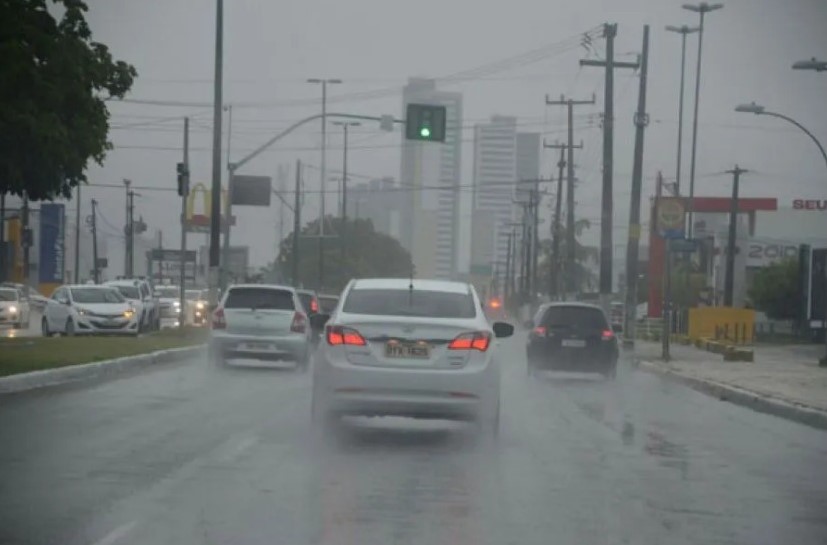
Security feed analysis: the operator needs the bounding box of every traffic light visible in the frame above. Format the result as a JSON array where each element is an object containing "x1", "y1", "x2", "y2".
[
  {"x1": 176, "y1": 162, "x2": 189, "y2": 196},
  {"x1": 405, "y1": 103, "x2": 447, "y2": 142}
]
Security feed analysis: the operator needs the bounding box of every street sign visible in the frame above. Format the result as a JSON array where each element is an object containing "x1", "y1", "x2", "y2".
[
  {"x1": 656, "y1": 197, "x2": 686, "y2": 239},
  {"x1": 147, "y1": 249, "x2": 197, "y2": 283},
  {"x1": 231, "y1": 175, "x2": 271, "y2": 206},
  {"x1": 668, "y1": 238, "x2": 698, "y2": 253}
]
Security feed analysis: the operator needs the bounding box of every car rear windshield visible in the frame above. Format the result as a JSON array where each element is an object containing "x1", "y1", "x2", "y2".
[
  {"x1": 343, "y1": 288, "x2": 476, "y2": 318},
  {"x1": 224, "y1": 288, "x2": 295, "y2": 310},
  {"x1": 318, "y1": 296, "x2": 338, "y2": 313},
  {"x1": 542, "y1": 306, "x2": 608, "y2": 329},
  {"x1": 71, "y1": 288, "x2": 125, "y2": 304},
  {"x1": 0, "y1": 289, "x2": 18, "y2": 301},
  {"x1": 113, "y1": 286, "x2": 140, "y2": 299}
]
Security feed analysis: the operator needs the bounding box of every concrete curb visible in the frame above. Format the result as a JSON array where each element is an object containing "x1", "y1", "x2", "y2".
[
  {"x1": 638, "y1": 359, "x2": 827, "y2": 431},
  {"x1": 0, "y1": 345, "x2": 205, "y2": 394}
]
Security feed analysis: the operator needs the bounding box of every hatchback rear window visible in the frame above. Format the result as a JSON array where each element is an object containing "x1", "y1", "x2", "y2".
[
  {"x1": 542, "y1": 306, "x2": 608, "y2": 329},
  {"x1": 224, "y1": 288, "x2": 294, "y2": 310},
  {"x1": 343, "y1": 289, "x2": 476, "y2": 318}
]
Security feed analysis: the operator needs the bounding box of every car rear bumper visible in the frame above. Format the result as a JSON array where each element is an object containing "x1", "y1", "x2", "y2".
[
  {"x1": 527, "y1": 344, "x2": 617, "y2": 372},
  {"x1": 314, "y1": 356, "x2": 496, "y2": 420},
  {"x1": 210, "y1": 331, "x2": 309, "y2": 362}
]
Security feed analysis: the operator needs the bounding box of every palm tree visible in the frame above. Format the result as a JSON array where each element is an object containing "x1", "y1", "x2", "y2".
[{"x1": 538, "y1": 218, "x2": 598, "y2": 296}]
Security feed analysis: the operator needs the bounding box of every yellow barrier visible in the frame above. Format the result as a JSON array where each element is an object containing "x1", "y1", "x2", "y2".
[{"x1": 688, "y1": 307, "x2": 755, "y2": 345}]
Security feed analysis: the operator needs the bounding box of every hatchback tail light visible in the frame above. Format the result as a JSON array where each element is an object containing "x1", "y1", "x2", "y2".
[
  {"x1": 212, "y1": 308, "x2": 226, "y2": 329},
  {"x1": 601, "y1": 329, "x2": 614, "y2": 341},
  {"x1": 290, "y1": 311, "x2": 307, "y2": 333},
  {"x1": 533, "y1": 326, "x2": 547, "y2": 337},
  {"x1": 326, "y1": 325, "x2": 366, "y2": 346},
  {"x1": 448, "y1": 331, "x2": 491, "y2": 352},
  {"x1": 310, "y1": 298, "x2": 319, "y2": 313}
]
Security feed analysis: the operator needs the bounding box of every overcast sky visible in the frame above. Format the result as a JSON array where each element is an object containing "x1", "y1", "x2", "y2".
[{"x1": 80, "y1": 0, "x2": 827, "y2": 270}]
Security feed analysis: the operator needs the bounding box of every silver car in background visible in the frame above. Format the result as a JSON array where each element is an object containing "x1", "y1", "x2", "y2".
[
  {"x1": 311, "y1": 278, "x2": 514, "y2": 435},
  {"x1": 209, "y1": 284, "x2": 312, "y2": 370}
]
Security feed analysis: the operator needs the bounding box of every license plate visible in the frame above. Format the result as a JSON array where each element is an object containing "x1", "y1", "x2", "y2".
[
  {"x1": 562, "y1": 339, "x2": 586, "y2": 348},
  {"x1": 385, "y1": 341, "x2": 431, "y2": 359},
  {"x1": 240, "y1": 342, "x2": 274, "y2": 351}
]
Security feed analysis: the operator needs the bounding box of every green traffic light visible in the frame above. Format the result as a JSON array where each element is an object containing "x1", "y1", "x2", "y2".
[{"x1": 420, "y1": 127, "x2": 431, "y2": 138}]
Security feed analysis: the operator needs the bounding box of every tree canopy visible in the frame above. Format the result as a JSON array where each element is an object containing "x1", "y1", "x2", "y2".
[
  {"x1": 277, "y1": 216, "x2": 413, "y2": 292},
  {"x1": 0, "y1": 0, "x2": 136, "y2": 200},
  {"x1": 748, "y1": 258, "x2": 801, "y2": 321}
]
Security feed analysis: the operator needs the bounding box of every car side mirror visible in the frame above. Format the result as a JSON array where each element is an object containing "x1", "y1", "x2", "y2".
[
  {"x1": 310, "y1": 313, "x2": 330, "y2": 330},
  {"x1": 492, "y1": 321, "x2": 514, "y2": 339},
  {"x1": 59, "y1": 298, "x2": 70, "y2": 305}
]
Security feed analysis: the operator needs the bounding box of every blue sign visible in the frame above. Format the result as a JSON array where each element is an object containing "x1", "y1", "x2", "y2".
[{"x1": 39, "y1": 203, "x2": 65, "y2": 283}]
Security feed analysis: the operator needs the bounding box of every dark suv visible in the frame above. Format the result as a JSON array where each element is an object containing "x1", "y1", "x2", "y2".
[{"x1": 526, "y1": 302, "x2": 619, "y2": 378}]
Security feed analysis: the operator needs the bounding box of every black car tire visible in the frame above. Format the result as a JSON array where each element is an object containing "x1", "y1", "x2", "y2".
[
  {"x1": 65, "y1": 319, "x2": 75, "y2": 337},
  {"x1": 41, "y1": 317, "x2": 51, "y2": 337}
]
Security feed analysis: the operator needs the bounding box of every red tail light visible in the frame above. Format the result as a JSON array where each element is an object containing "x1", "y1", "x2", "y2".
[
  {"x1": 212, "y1": 308, "x2": 226, "y2": 329},
  {"x1": 290, "y1": 311, "x2": 307, "y2": 333},
  {"x1": 601, "y1": 329, "x2": 614, "y2": 341},
  {"x1": 326, "y1": 325, "x2": 366, "y2": 346},
  {"x1": 533, "y1": 326, "x2": 547, "y2": 337},
  {"x1": 310, "y1": 298, "x2": 319, "y2": 313},
  {"x1": 448, "y1": 331, "x2": 491, "y2": 352}
]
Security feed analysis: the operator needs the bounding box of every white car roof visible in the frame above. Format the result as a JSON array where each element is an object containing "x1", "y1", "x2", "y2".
[
  {"x1": 350, "y1": 278, "x2": 471, "y2": 294},
  {"x1": 105, "y1": 280, "x2": 143, "y2": 287},
  {"x1": 65, "y1": 284, "x2": 117, "y2": 290},
  {"x1": 226, "y1": 284, "x2": 296, "y2": 292},
  {"x1": 0, "y1": 287, "x2": 19, "y2": 295}
]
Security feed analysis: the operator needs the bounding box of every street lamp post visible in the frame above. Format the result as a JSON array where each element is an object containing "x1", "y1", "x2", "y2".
[
  {"x1": 735, "y1": 101, "x2": 827, "y2": 365},
  {"x1": 307, "y1": 78, "x2": 342, "y2": 291},
  {"x1": 682, "y1": 2, "x2": 723, "y2": 238},
  {"x1": 793, "y1": 57, "x2": 827, "y2": 72},
  {"x1": 665, "y1": 24, "x2": 699, "y2": 195}
]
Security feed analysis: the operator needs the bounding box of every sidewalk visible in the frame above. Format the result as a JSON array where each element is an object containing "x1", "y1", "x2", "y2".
[{"x1": 633, "y1": 341, "x2": 827, "y2": 428}]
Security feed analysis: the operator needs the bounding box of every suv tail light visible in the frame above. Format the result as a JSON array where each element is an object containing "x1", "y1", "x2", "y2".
[
  {"x1": 310, "y1": 298, "x2": 319, "y2": 313},
  {"x1": 533, "y1": 326, "x2": 547, "y2": 337},
  {"x1": 326, "y1": 325, "x2": 366, "y2": 346},
  {"x1": 290, "y1": 311, "x2": 307, "y2": 333},
  {"x1": 601, "y1": 329, "x2": 614, "y2": 341},
  {"x1": 212, "y1": 308, "x2": 226, "y2": 329},
  {"x1": 448, "y1": 331, "x2": 491, "y2": 352}
]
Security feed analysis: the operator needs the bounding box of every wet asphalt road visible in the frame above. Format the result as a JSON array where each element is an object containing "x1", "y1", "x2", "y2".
[{"x1": 1, "y1": 334, "x2": 826, "y2": 545}]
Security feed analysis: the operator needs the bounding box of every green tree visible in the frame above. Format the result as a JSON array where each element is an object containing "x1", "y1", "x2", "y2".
[
  {"x1": 537, "y1": 218, "x2": 598, "y2": 294},
  {"x1": 0, "y1": 0, "x2": 137, "y2": 200},
  {"x1": 748, "y1": 258, "x2": 800, "y2": 320},
  {"x1": 277, "y1": 216, "x2": 413, "y2": 292}
]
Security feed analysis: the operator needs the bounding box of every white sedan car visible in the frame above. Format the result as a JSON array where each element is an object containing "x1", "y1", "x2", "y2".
[
  {"x1": 310, "y1": 278, "x2": 514, "y2": 434},
  {"x1": 42, "y1": 285, "x2": 139, "y2": 336},
  {"x1": 0, "y1": 287, "x2": 31, "y2": 329}
]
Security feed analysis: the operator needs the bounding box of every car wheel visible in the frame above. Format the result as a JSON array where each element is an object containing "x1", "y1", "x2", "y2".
[
  {"x1": 65, "y1": 319, "x2": 76, "y2": 337},
  {"x1": 41, "y1": 317, "x2": 51, "y2": 337}
]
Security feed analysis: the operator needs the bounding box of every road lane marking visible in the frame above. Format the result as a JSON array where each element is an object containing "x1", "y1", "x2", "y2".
[{"x1": 91, "y1": 521, "x2": 137, "y2": 545}]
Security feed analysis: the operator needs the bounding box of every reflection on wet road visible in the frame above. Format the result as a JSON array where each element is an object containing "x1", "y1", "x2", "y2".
[{"x1": 1, "y1": 333, "x2": 826, "y2": 545}]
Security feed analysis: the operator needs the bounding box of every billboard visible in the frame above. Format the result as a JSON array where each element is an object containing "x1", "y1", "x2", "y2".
[
  {"x1": 185, "y1": 183, "x2": 235, "y2": 233},
  {"x1": 38, "y1": 203, "x2": 65, "y2": 284},
  {"x1": 231, "y1": 175, "x2": 271, "y2": 206},
  {"x1": 147, "y1": 249, "x2": 197, "y2": 284}
]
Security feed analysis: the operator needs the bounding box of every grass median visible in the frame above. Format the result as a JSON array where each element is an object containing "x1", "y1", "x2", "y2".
[{"x1": 0, "y1": 327, "x2": 209, "y2": 377}]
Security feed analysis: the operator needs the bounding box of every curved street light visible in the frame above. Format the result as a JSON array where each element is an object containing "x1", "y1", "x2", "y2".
[
  {"x1": 735, "y1": 101, "x2": 827, "y2": 365},
  {"x1": 792, "y1": 57, "x2": 827, "y2": 72}
]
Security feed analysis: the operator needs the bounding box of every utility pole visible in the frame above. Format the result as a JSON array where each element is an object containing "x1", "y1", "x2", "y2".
[
  {"x1": 545, "y1": 94, "x2": 594, "y2": 298},
  {"x1": 665, "y1": 25, "x2": 699, "y2": 194},
  {"x1": 292, "y1": 159, "x2": 302, "y2": 287},
  {"x1": 307, "y1": 78, "x2": 343, "y2": 290},
  {"x1": 332, "y1": 120, "x2": 360, "y2": 266},
  {"x1": 531, "y1": 186, "x2": 541, "y2": 303},
  {"x1": 126, "y1": 190, "x2": 136, "y2": 277},
  {"x1": 623, "y1": 25, "x2": 650, "y2": 347},
  {"x1": 724, "y1": 165, "x2": 748, "y2": 307},
  {"x1": 179, "y1": 116, "x2": 190, "y2": 326},
  {"x1": 544, "y1": 141, "x2": 583, "y2": 300},
  {"x1": 580, "y1": 23, "x2": 640, "y2": 314},
  {"x1": 74, "y1": 184, "x2": 81, "y2": 283},
  {"x1": 123, "y1": 179, "x2": 132, "y2": 277},
  {"x1": 208, "y1": 0, "x2": 224, "y2": 307},
  {"x1": 505, "y1": 232, "x2": 513, "y2": 304},
  {"x1": 221, "y1": 104, "x2": 233, "y2": 291},
  {"x1": 684, "y1": 2, "x2": 724, "y2": 239},
  {"x1": 0, "y1": 192, "x2": 6, "y2": 282},
  {"x1": 90, "y1": 199, "x2": 99, "y2": 283}
]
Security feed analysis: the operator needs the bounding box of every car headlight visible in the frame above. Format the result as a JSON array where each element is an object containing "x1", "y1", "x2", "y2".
[
  {"x1": 76, "y1": 308, "x2": 87, "y2": 316},
  {"x1": 173, "y1": 300, "x2": 180, "y2": 307},
  {"x1": 124, "y1": 309, "x2": 135, "y2": 319},
  {"x1": 196, "y1": 302, "x2": 205, "y2": 310},
  {"x1": 8, "y1": 306, "x2": 17, "y2": 314}
]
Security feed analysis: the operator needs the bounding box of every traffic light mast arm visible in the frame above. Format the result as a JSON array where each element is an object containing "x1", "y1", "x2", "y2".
[{"x1": 231, "y1": 113, "x2": 404, "y2": 173}]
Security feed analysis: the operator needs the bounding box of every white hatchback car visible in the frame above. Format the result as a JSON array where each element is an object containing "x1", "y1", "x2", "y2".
[
  {"x1": 42, "y1": 285, "x2": 139, "y2": 336},
  {"x1": 0, "y1": 287, "x2": 31, "y2": 329},
  {"x1": 310, "y1": 278, "x2": 514, "y2": 434},
  {"x1": 209, "y1": 284, "x2": 312, "y2": 370}
]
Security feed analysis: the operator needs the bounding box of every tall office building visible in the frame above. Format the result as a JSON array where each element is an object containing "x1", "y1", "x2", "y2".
[
  {"x1": 399, "y1": 78, "x2": 463, "y2": 279},
  {"x1": 470, "y1": 116, "x2": 540, "y2": 280},
  {"x1": 350, "y1": 177, "x2": 401, "y2": 240}
]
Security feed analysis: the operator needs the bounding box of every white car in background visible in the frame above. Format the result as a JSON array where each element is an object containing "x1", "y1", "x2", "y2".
[
  {"x1": 311, "y1": 278, "x2": 514, "y2": 435},
  {"x1": 42, "y1": 285, "x2": 138, "y2": 336},
  {"x1": 105, "y1": 279, "x2": 157, "y2": 332},
  {"x1": 0, "y1": 287, "x2": 31, "y2": 329},
  {"x1": 154, "y1": 285, "x2": 183, "y2": 327}
]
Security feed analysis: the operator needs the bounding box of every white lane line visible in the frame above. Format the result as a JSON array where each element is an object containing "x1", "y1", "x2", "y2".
[{"x1": 91, "y1": 520, "x2": 137, "y2": 545}]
